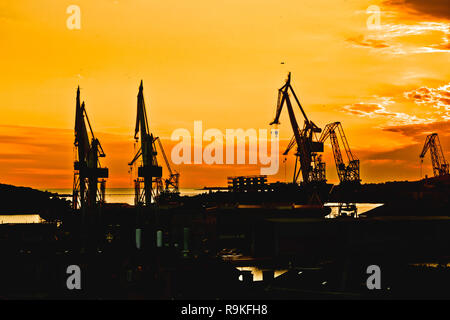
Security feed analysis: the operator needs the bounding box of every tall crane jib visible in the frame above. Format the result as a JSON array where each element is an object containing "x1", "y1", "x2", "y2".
[
  {"x1": 128, "y1": 81, "x2": 163, "y2": 207},
  {"x1": 269, "y1": 73, "x2": 325, "y2": 184},
  {"x1": 319, "y1": 122, "x2": 360, "y2": 184},
  {"x1": 420, "y1": 133, "x2": 449, "y2": 178},
  {"x1": 72, "y1": 86, "x2": 109, "y2": 212}
]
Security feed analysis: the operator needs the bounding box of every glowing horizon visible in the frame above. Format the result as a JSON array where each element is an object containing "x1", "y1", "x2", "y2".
[{"x1": 0, "y1": 0, "x2": 449, "y2": 189}]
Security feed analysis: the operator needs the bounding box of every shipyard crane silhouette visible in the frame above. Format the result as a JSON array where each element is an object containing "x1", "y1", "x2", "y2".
[
  {"x1": 320, "y1": 122, "x2": 360, "y2": 184},
  {"x1": 420, "y1": 133, "x2": 449, "y2": 178},
  {"x1": 270, "y1": 72, "x2": 325, "y2": 184},
  {"x1": 129, "y1": 81, "x2": 162, "y2": 206},
  {"x1": 72, "y1": 86, "x2": 109, "y2": 212},
  {"x1": 155, "y1": 137, "x2": 180, "y2": 193}
]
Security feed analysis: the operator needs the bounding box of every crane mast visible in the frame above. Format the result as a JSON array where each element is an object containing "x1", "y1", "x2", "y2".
[
  {"x1": 270, "y1": 73, "x2": 324, "y2": 184},
  {"x1": 320, "y1": 122, "x2": 360, "y2": 184},
  {"x1": 129, "y1": 81, "x2": 162, "y2": 206},
  {"x1": 420, "y1": 133, "x2": 449, "y2": 178},
  {"x1": 72, "y1": 86, "x2": 109, "y2": 212}
]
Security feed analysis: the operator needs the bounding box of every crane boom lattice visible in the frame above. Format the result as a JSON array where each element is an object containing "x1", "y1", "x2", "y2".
[
  {"x1": 320, "y1": 122, "x2": 360, "y2": 184},
  {"x1": 420, "y1": 133, "x2": 449, "y2": 178}
]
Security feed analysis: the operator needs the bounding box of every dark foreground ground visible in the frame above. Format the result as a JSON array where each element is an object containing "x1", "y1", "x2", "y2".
[
  {"x1": 1, "y1": 209, "x2": 450, "y2": 299},
  {"x1": 1, "y1": 179, "x2": 449, "y2": 299}
]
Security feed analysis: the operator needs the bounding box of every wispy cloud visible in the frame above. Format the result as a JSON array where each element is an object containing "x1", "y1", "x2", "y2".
[
  {"x1": 347, "y1": 35, "x2": 390, "y2": 49},
  {"x1": 383, "y1": 120, "x2": 450, "y2": 139},
  {"x1": 378, "y1": 22, "x2": 449, "y2": 38},
  {"x1": 342, "y1": 82, "x2": 450, "y2": 130},
  {"x1": 382, "y1": 0, "x2": 450, "y2": 20},
  {"x1": 342, "y1": 96, "x2": 429, "y2": 126},
  {"x1": 347, "y1": 22, "x2": 450, "y2": 54},
  {"x1": 404, "y1": 83, "x2": 450, "y2": 118}
]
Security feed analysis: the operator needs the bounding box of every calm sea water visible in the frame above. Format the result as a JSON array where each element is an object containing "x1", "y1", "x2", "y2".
[
  {"x1": 0, "y1": 188, "x2": 382, "y2": 224},
  {"x1": 43, "y1": 188, "x2": 208, "y2": 205},
  {"x1": 0, "y1": 188, "x2": 207, "y2": 224},
  {"x1": 0, "y1": 214, "x2": 43, "y2": 224},
  {"x1": 325, "y1": 202, "x2": 383, "y2": 218}
]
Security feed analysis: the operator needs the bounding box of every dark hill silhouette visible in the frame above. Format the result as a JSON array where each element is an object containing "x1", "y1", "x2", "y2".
[{"x1": 0, "y1": 183, "x2": 71, "y2": 220}]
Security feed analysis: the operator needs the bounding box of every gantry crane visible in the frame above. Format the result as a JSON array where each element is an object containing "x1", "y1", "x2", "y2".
[
  {"x1": 269, "y1": 73, "x2": 325, "y2": 184},
  {"x1": 420, "y1": 133, "x2": 449, "y2": 178},
  {"x1": 155, "y1": 137, "x2": 180, "y2": 193},
  {"x1": 129, "y1": 81, "x2": 162, "y2": 206},
  {"x1": 319, "y1": 122, "x2": 360, "y2": 184},
  {"x1": 72, "y1": 86, "x2": 109, "y2": 211}
]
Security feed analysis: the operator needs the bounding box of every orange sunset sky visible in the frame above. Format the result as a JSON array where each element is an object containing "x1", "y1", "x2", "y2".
[{"x1": 0, "y1": 0, "x2": 449, "y2": 189}]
